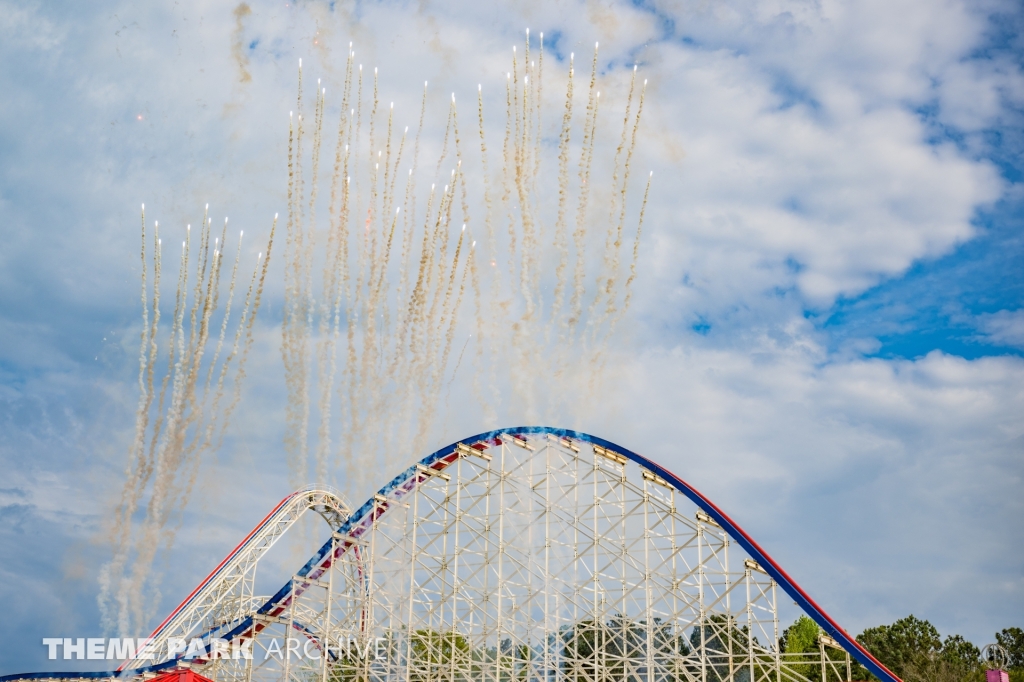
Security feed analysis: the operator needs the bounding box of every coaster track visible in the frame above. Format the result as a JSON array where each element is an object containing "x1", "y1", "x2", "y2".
[{"x1": 1, "y1": 427, "x2": 900, "y2": 682}]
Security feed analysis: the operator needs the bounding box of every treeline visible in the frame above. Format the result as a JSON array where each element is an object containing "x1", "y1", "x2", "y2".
[
  {"x1": 326, "y1": 616, "x2": 1023, "y2": 682},
  {"x1": 780, "y1": 614, "x2": 1024, "y2": 682}
]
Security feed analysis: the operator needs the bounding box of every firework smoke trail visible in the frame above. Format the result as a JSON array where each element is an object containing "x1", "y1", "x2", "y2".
[
  {"x1": 370, "y1": 108, "x2": 405, "y2": 345},
  {"x1": 418, "y1": 180, "x2": 449, "y2": 390},
  {"x1": 616, "y1": 171, "x2": 651, "y2": 325},
  {"x1": 100, "y1": 207, "x2": 152, "y2": 633},
  {"x1": 586, "y1": 170, "x2": 653, "y2": 397},
  {"x1": 501, "y1": 72, "x2": 517, "y2": 284},
  {"x1": 107, "y1": 230, "x2": 180, "y2": 633},
  {"x1": 202, "y1": 227, "x2": 243, "y2": 443},
  {"x1": 515, "y1": 40, "x2": 538, "y2": 320},
  {"x1": 272, "y1": 39, "x2": 651, "y2": 497},
  {"x1": 397, "y1": 83, "x2": 428, "y2": 316},
  {"x1": 140, "y1": 230, "x2": 186, "y2": 522},
  {"x1": 436, "y1": 220, "x2": 467, "y2": 366},
  {"x1": 174, "y1": 220, "x2": 233, "y2": 471},
  {"x1": 106, "y1": 43, "x2": 654, "y2": 632},
  {"x1": 378, "y1": 123, "x2": 409, "y2": 347},
  {"x1": 121, "y1": 222, "x2": 191, "y2": 632},
  {"x1": 130, "y1": 225, "x2": 199, "y2": 628},
  {"x1": 452, "y1": 96, "x2": 472, "y2": 239},
  {"x1": 421, "y1": 233, "x2": 472, "y2": 440},
  {"x1": 546, "y1": 54, "x2": 577, "y2": 393},
  {"x1": 525, "y1": 34, "x2": 547, "y2": 313},
  {"x1": 340, "y1": 63, "x2": 366, "y2": 482},
  {"x1": 316, "y1": 50, "x2": 355, "y2": 485},
  {"x1": 591, "y1": 65, "x2": 637, "y2": 324},
  {"x1": 511, "y1": 42, "x2": 539, "y2": 314},
  {"x1": 534, "y1": 33, "x2": 544, "y2": 183},
  {"x1": 476, "y1": 85, "x2": 495, "y2": 271},
  {"x1": 494, "y1": 73, "x2": 525, "y2": 413},
  {"x1": 170, "y1": 218, "x2": 224, "y2": 506},
  {"x1": 298, "y1": 82, "x2": 325, "y2": 486},
  {"x1": 440, "y1": 95, "x2": 472, "y2": 353},
  {"x1": 594, "y1": 76, "x2": 647, "y2": 341},
  {"x1": 163, "y1": 220, "x2": 238, "y2": 553},
  {"x1": 473, "y1": 84, "x2": 498, "y2": 422},
  {"x1": 551, "y1": 54, "x2": 575, "y2": 327},
  {"x1": 183, "y1": 209, "x2": 209, "y2": 378},
  {"x1": 282, "y1": 57, "x2": 318, "y2": 489},
  {"x1": 395, "y1": 180, "x2": 436, "y2": 386},
  {"x1": 349, "y1": 65, "x2": 378, "y2": 458},
  {"x1": 385, "y1": 183, "x2": 434, "y2": 463},
  {"x1": 220, "y1": 218, "x2": 277, "y2": 441},
  {"x1": 413, "y1": 193, "x2": 463, "y2": 441},
  {"x1": 386, "y1": 158, "x2": 429, "y2": 438},
  {"x1": 353, "y1": 73, "x2": 390, "y2": 484},
  {"x1": 366, "y1": 69, "x2": 381, "y2": 294},
  {"x1": 307, "y1": 83, "x2": 326, "y2": 316},
  {"x1": 505, "y1": 37, "x2": 541, "y2": 421},
  {"x1": 132, "y1": 205, "x2": 150, "y2": 483},
  {"x1": 569, "y1": 44, "x2": 601, "y2": 331},
  {"x1": 103, "y1": 203, "x2": 275, "y2": 635},
  {"x1": 423, "y1": 176, "x2": 459, "y2": 376},
  {"x1": 282, "y1": 59, "x2": 305, "y2": 487},
  {"x1": 439, "y1": 237, "x2": 472, "y2": 383},
  {"x1": 292, "y1": 83, "x2": 326, "y2": 490},
  {"x1": 202, "y1": 218, "x2": 230, "y2": 363}
]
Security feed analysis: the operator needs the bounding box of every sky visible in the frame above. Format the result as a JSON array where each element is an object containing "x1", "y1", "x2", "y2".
[{"x1": 1, "y1": 0, "x2": 1023, "y2": 674}]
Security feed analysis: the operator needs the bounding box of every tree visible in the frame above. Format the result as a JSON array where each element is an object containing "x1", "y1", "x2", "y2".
[
  {"x1": 779, "y1": 615, "x2": 820, "y2": 681},
  {"x1": 939, "y1": 633, "x2": 979, "y2": 670},
  {"x1": 408, "y1": 628, "x2": 473, "y2": 682},
  {"x1": 689, "y1": 615, "x2": 756, "y2": 682},
  {"x1": 561, "y1": 615, "x2": 693, "y2": 682},
  {"x1": 330, "y1": 629, "x2": 475, "y2": 682},
  {"x1": 996, "y1": 627, "x2": 1024, "y2": 670},
  {"x1": 853, "y1": 616, "x2": 987, "y2": 682},
  {"x1": 778, "y1": 615, "x2": 848, "y2": 682},
  {"x1": 856, "y1": 614, "x2": 942, "y2": 679},
  {"x1": 900, "y1": 634, "x2": 982, "y2": 682}
]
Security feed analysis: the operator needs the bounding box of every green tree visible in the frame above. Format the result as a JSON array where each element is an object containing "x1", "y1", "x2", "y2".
[
  {"x1": 996, "y1": 627, "x2": 1024, "y2": 670},
  {"x1": 856, "y1": 614, "x2": 942, "y2": 679},
  {"x1": 329, "y1": 629, "x2": 475, "y2": 682},
  {"x1": 852, "y1": 616, "x2": 987, "y2": 682},
  {"x1": 561, "y1": 618, "x2": 607, "y2": 682},
  {"x1": 778, "y1": 616, "x2": 848, "y2": 682},
  {"x1": 779, "y1": 615, "x2": 820, "y2": 680},
  {"x1": 900, "y1": 633, "x2": 981, "y2": 682},
  {"x1": 689, "y1": 615, "x2": 757, "y2": 682},
  {"x1": 408, "y1": 629, "x2": 473, "y2": 682},
  {"x1": 561, "y1": 615, "x2": 694, "y2": 682},
  {"x1": 939, "y1": 633, "x2": 979, "y2": 670}
]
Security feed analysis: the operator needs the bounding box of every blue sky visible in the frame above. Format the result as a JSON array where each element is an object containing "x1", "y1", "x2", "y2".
[{"x1": 0, "y1": 0, "x2": 1022, "y2": 674}]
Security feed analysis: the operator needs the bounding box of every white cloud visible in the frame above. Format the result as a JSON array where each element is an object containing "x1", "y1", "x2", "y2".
[
  {"x1": 0, "y1": 1, "x2": 66, "y2": 52},
  {"x1": 0, "y1": 0, "x2": 1022, "y2": 669},
  {"x1": 626, "y1": 0, "x2": 1011, "y2": 319},
  {"x1": 978, "y1": 309, "x2": 1024, "y2": 348},
  {"x1": 598, "y1": 344, "x2": 1024, "y2": 642}
]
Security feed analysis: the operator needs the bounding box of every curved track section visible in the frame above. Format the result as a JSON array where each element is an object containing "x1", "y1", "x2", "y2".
[
  {"x1": 118, "y1": 486, "x2": 350, "y2": 671},
  {"x1": 3, "y1": 428, "x2": 900, "y2": 682}
]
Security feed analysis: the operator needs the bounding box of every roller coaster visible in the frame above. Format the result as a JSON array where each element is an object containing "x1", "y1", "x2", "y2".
[{"x1": 1, "y1": 427, "x2": 901, "y2": 682}]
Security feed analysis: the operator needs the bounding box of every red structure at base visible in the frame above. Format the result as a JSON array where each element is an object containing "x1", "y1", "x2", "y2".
[{"x1": 148, "y1": 669, "x2": 216, "y2": 682}]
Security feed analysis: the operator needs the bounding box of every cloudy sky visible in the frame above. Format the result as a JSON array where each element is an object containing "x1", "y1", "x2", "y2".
[{"x1": 1, "y1": 0, "x2": 1022, "y2": 674}]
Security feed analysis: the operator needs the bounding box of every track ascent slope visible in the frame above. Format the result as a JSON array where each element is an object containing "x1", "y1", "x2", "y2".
[{"x1": 2, "y1": 427, "x2": 900, "y2": 682}]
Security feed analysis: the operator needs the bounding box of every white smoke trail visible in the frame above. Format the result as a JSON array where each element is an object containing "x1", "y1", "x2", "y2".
[
  {"x1": 280, "y1": 39, "x2": 650, "y2": 483},
  {"x1": 108, "y1": 38, "x2": 654, "y2": 632},
  {"x1": 103, "y1": 207, "x2": 275, "y2": 635}
]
